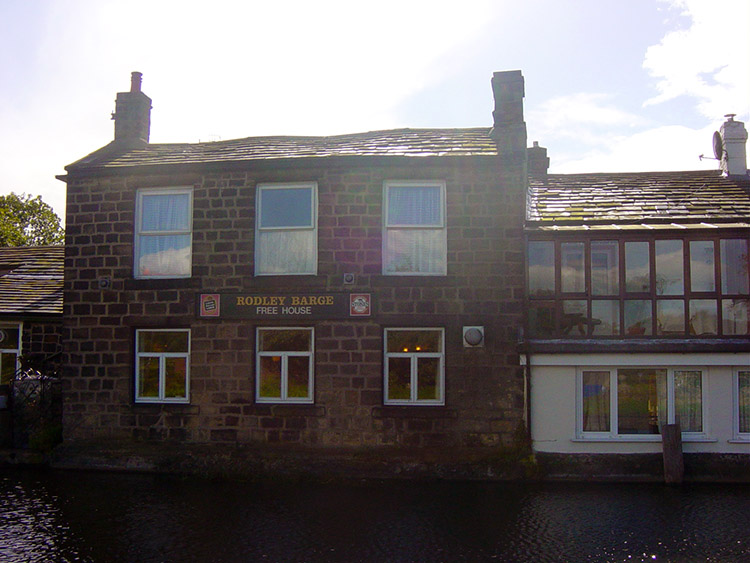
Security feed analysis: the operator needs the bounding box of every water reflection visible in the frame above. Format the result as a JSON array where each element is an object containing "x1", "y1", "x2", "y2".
[{"x1": 1, "y1": 469, "x2": 749, "y2": 562}]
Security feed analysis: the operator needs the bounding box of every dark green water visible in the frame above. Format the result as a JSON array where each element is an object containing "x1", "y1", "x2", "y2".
[{"x1": 1, "y1": 468, "x2": 749, "y2": 562}]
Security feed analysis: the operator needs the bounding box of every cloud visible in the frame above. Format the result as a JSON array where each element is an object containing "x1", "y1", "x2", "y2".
[{"x1": 644, "y1": 0, "x2": 750, "y2": 120}]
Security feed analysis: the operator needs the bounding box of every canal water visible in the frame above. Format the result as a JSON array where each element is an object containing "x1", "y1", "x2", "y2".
[{"x1": 1, "y1": 469, "x2": 749, "y2": 562}]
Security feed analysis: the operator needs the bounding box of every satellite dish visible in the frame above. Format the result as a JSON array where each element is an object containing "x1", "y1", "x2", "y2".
[{"x1": 712, "y1": 131, "x2": 724, "y2": 160}]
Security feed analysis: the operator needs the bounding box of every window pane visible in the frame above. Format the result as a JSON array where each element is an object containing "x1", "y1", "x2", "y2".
[
  {"x1": 655, "y1": 240, "x2": 684, "y2": 295},
  {"x1": 260, "y1": 187, "x2": 313, "y2": 228},
  {"x1": 562, "y1": 300, "x2": 588, "y2": 336},
  {"x1": 384, "y1": 229, "x2": 445, "y2": 274},
  {"x1": 257, "y1": 230, "x2": 315, "y2": 274},
  {"x1": 561, "y1": 242, "x2": 585, "y2": 293},
  {"x1": 625, "y1": 242, "x2": 650, "y2": 293},
  {"x1": 591, "y1": 241, "x2": 618, "y2": 295},
  {"x1": 387, "y1": 357, "x2": 411, "y2": 400},
  {"x1": 287, "y1": 356, "x2": 310, "y2": 398},
  {"x1": 138, "y1": 331, "x2": 189, "y2": 353},
  {"x1": 721, "y1": 239, "x2": 750, "y2": 295},
  {"x1": 164, "y1": 357, "x2": 187, "y2": 399},
  {"x1": 0, "y1": 327, "x2": 20, "y2": 349},
  {"x1": 259, "y1": 356, "x2": 282, "y2": 398},
  {"x1": 688, "y1": 300, "x2": 717, "y2": 335},
  {"x1": 674, "y1": 370, "x2": 702, "y2": 432},
  {"x1": 624, "y1": 300, "x2": 652, "y2": 335},
  {"x1": 1, "y1": 353, "x2": 17, "y2": 385},
  {"x1": 722, "y1": 299, "x2": 750, "y2": 335},
  {"x1": 617, "y1": 369, "x2": 667, "y2": 435},
  {"x1": 582, "y1": 371, "x2": 610, "y2": 432},
  {"x1": 138, "y1": 234, "x2": 192, "y2": 277},
  {"x1": 138, "y1": 357, "x2": 160, "y2": 398},
  {"x1": 739, "y1": 371, "x2": 750, "y2": 434},
  {"x1": 386, "y1": 330, "x2": 442, "y2": 354},
  {"x1": 528, "y1": 241, "x2": 555, "y2": 297},
  {"x1": 258, "y1": 330, "x2": 311, "y2": 352},
  {"x1": 528, "y1": 303, "x2": 556, "y2": 338},
  {"x1": 591, "y1": 301, "x2": 620, "y2": 336},
  {"x1": 417, "y1": 357, "x2": 440, "y2": 400},
  {"x1": 141, "y1": 193, "x2": 190, "y2": 232},
  {"x1": 387, "y1": 186, "x2": 441, "y2": 226},
  {"x1": 656, "y1": 300, "x2": 685, "y2": 335},
  {"x1": 690, "y1": 241, "x2": 715, "y2": 292}
]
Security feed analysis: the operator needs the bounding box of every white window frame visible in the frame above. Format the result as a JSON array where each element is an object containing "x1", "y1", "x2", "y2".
[
  {"x1": 733, "y1": 368, "x2": 750, "y2": 441},
  {"x1": 255, "y1": 327, "x2": 314, "y2": 404},
  {"x1": 575, "y1": 366, "x2": 707, "y2": 441},
  {"x1": 384, "y1": 327, "x2": 445, "y2": 406},
  {"x1": 134, "y1": 187, "x2": 193, "y2": 279},
  {"x1": 134, "y1": 329, "x2": 191, "y2": 404},
  {"x1": 383, "y1": 180, "x2": 447, "y2": 276},
  {"x1": 0, "y1": 322, "x2": 22, "y2": 385},
  {"x1": 255, "y1": 182, "x2": 318, "y2": 276}
]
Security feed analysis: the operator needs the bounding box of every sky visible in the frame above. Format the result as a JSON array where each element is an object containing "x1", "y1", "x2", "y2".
[{"x1": 1, "y1": 0, "x2": 748, "y2": 224}]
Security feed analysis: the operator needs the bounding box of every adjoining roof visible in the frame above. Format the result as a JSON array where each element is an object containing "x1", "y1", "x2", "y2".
[
  {"x1": 66, "y1": 128, "x2": 498, "y2": 172},
  {"x1": 527, "y1": 170, "x2": 750, "y2": 229},
  {"x1": 0, "y1": 246, "x2": 64, "y2": 316}
]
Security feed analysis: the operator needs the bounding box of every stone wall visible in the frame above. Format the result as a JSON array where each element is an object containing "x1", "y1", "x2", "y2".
[{"x1": 62, "y1": 156, "x2": 526, "y2": 448}]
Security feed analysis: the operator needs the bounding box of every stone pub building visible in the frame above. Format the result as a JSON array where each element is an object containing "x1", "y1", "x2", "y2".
[{"x1": 57, "y1": 71, "x2": 528, "y2": 460}]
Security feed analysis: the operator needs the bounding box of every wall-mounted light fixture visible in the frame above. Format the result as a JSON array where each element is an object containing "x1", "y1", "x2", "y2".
[{"x1": 463, "y1": 326, "x2": 484, "y2": 347}]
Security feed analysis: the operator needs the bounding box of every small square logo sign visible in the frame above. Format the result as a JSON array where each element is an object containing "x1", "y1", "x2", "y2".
[
  {"x1": 200, "y1": 294, "x2": 220, "y2": 317},
  {"x1": 349, "y1": 293, "x2": 371, "y2": 317}
]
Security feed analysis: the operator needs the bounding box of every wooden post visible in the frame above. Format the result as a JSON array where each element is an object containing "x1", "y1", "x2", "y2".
[{"x1": 662, "y1": 423, "x2": 684, "y2": 484}]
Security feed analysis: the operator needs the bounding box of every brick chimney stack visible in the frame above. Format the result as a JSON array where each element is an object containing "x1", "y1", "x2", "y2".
[
  {"x1": 489, "y1": 70, "x2": 527, "y2": 156},
  {"x1": 113, "y1": 71, "x2": 152, "y2": 148},
  {"x1": 719, "y1": 114, "x2": 748, "y2": 177},
  {"x1": 527, "y1": 141, "x2": 550, "y2": 175}
]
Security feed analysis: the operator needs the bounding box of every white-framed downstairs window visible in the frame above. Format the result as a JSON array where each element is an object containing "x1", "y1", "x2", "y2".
[
  {"x1": 255, "y1": 182, "x2": 317, "y2": 275},
  {"x1": 384, "y1": 328, "x2": 444, "y2": 405},
  {"x1": 256, "y1": 328, "x2": 314, "y2": 403},
  {"x1": 0, "y1": 323, "x2": 21, "y2": 385},
  {"x1": 383, "y1": 181, "x2": 446, "y2": 275},
  {"x1": 135, "y1": 329, "x2": 190, "y2": 403},
  {"x1": 735, "y1": 369, "x2": 750, "y2": 441},
  {"x1": 577, "y1": 367, "x2": 705, "y2": 439},
  {"x1": 134, "y1": 187, "x2": 193, "y2": 278}
]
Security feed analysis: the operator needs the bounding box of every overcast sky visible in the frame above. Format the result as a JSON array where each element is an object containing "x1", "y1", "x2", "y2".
[{"x1": 1, "y1": 0, "x2": 748, "y2": 223}]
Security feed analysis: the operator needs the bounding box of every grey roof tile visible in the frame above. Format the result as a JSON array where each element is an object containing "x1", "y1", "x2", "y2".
[{"x1": 0, "y1": 246, "x2": 64, "y2": 315}]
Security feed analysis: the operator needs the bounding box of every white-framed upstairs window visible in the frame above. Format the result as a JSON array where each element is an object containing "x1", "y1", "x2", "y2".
[
  {"x1": 383, "y1": 181, "x2": 446, "y2": 275},
  {"x1": 256, "y1": 327, "x2": 314, "y2": 403},
  {"x1": 134, "y1": 187, "x2": 193, "y2": 278},
  {"x1": 384, "y1": 328, "x2": 445, "y2": 405},
  {"x1": 576, "y1": 366, "x2": 705, "y2": 440},
  {"x1": 135, "y1": 329, "x2": 190, "y2": 403},
  {"x1": 734, "y1": 368, "x2": 750, "y2": 441},
  {"x1": 0, "y1": 323, "x2": 21, "y2": 385},
  {"x1": 255, "y1": 182, "x2": 317, "y2": 275}
]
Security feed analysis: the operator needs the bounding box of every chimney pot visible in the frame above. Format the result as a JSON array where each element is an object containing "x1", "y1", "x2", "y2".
[
  {"x1": 719, "y1": 115, "x2": 748, "y2": 177},
  {"x1": 130, "y1": 71, "x2": 143, "y2": 93}
]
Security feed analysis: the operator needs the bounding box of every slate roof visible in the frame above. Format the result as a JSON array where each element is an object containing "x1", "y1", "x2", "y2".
[
  {"x1": 0, "y1": 246, "x2": 64, "y2": 316},
  {"x1": 527, "y1": 170, "x2": 750, "y2": 230},
  {"x1": 66, "y1": 128, "x2": 498, "y2": 172}
]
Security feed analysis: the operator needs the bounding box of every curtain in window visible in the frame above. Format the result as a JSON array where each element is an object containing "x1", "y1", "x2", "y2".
[
  {"x1": 740, "y1": 372, "x2": 750, "y2": 434},
  {"x1": 582, "y1": 371, "x2": 610, "y2": 432},
  {"x1": 674, "y1": 370, "x2": 702, "y2": 432},
  {"x1": 141, "y1": 194, "x2": 190, "y2": 231},
  {"x1": 384, "y1": 229, "x2": 446, "y2": 274},
  {"x1": 617, "y1": 369, "x2": 667, "y2": 434},
  {"x1": 387, "y1": 187, "x2": 441, "y2": 225},
  {"x1": 257, "y1": 230, "x2": 315, "y2": 274},
  {"x1": 138, "y1": 235, "x2": 192, "y2": 277}
]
